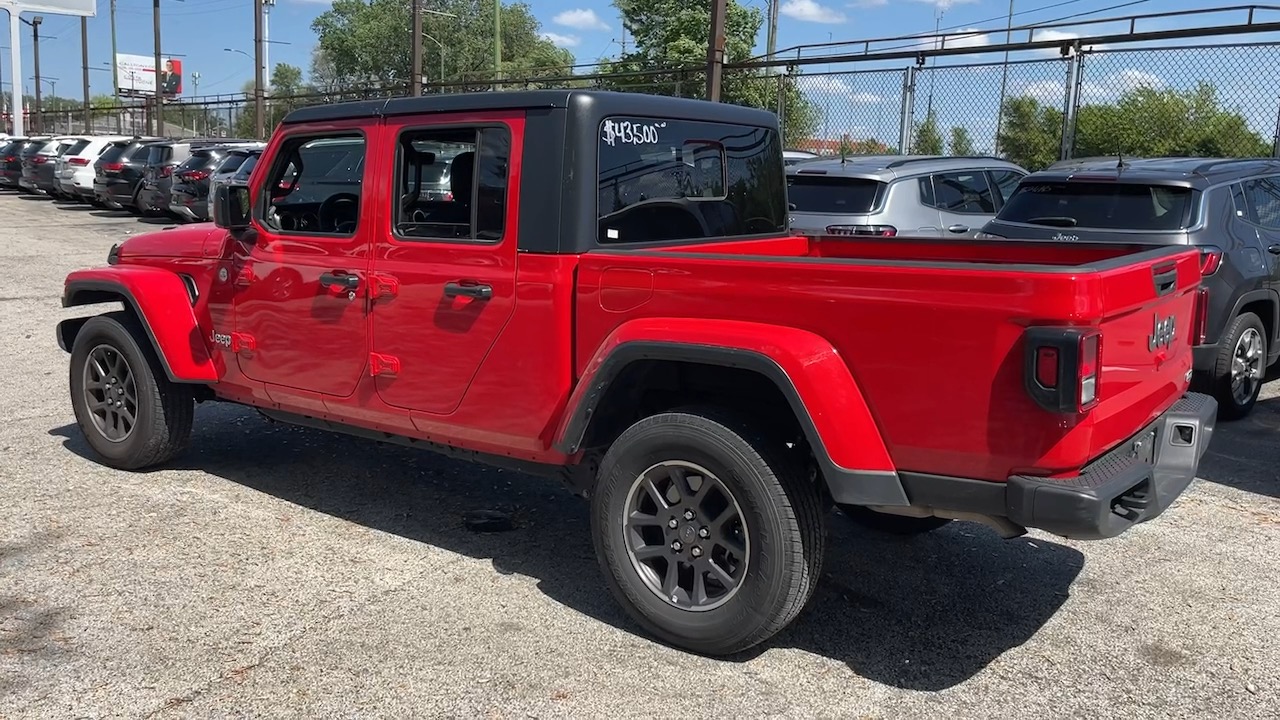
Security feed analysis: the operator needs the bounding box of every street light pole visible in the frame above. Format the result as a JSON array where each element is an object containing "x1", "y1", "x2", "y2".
[
  {"x1": 31, "y1": 16, "x2": 42, "y2": 134},
  {"x1": 82, "y1": 17, "x2": 91, "y2": 132},
  {"x1": 254, "y1": 0, "x2": 265, "y2": 139},
  {"x1": 411, "y1": 0, "x2": 423, "y2": 96},
  {"x1": 706, "y1": 0, "x2": 727, "y2": 101},
  {"x1": 153, "y1": 0, "x2": 162, "y2": 135}
]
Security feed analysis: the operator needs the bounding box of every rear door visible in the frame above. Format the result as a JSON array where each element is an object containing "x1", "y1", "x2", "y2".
[
  {"x1": 367, "y1": 111, "x2": 522, "y2": 414},
  {"x1": 929, "y1": 169, "x2": 1000, "y2": 237},
  {"x1": 231, "y1": 123, "x2": 375, "y2": 398},
  {"x1": 786, "y1": 173, "x2": 892, "y2": 236}
]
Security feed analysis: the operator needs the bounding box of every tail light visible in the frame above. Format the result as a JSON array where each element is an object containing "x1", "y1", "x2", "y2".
[
  {"x1": 1197, "y1": 244, "x2": 1222, "y2": 275},
  {"x1": 1024, "y1": 327, "x2": 1103, "y2": 413},
  {"x1": 69, "y1": 157, "x2": 89, "y2": 166},
  {"x1": 3, "y1": 155, "x2": 13, "y2": 163},
  {"x1": 180, "y1": 169, "x2": 210, "y2": 182},
  {"x1": 825, "y1": 224, "x2": 897, "y2": 237},
  {"x1": 1192, "y1": 287, "x2": 1209, "y2": 345},
  {"x1": 32, "y1": 156, "x2": 47, "y2": 165},
  {"x1": 160, "y1": 166, "x2": 173, "y2": 178},
  {"x1": 102, "y1": 162, "x2": 123, "y2": 173}
]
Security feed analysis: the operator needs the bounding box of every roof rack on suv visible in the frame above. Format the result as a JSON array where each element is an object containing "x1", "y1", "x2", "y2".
[{"x1": 883, "y1": 155, "x2": 1011, "y2": 168}]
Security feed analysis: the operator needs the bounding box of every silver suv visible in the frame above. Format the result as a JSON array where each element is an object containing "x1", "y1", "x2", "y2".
[{"x1": 786, "y1": 155, "x2": 1028, "y2": 238}]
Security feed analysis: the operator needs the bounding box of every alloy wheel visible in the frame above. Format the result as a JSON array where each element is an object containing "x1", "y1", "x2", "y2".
[{"x1": 82, "y1": 344, "x2": 138, "y2": 443}]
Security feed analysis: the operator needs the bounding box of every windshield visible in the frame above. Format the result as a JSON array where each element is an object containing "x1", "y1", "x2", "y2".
[
  {"x1": 786, "y1": 176, "x2": 884, "y2": 214},
  {"x1": 998, "y1": 181, "x2": 1194, "y2": 231}
]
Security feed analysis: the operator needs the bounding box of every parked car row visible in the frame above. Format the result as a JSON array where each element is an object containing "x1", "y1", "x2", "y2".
[
  {"x1": 0, "y1": 133, "x2": 263, "y2": 222},
  {"x1": 785, "y1": 153, "x2": 1280, "y2": 420}
]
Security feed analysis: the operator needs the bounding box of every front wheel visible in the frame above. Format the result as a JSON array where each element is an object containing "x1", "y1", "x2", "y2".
[
  {"x1": 591, "y1": 408, "x2": 825, "y2": 656},
  {"x1": 1211, "y1": 311, "x2": 1267, "y2": 420},
  {"x1": 69, "y1": 311, "x2": 195, "y2": 469}
]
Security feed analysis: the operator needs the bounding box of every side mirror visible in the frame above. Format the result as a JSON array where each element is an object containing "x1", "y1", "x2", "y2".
[{"x1": 213, "y1": 182, "x2": 252, "y2": 230}]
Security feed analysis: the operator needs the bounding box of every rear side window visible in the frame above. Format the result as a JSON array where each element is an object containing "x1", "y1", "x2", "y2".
[
  {"x1": 1241, "y1": 176, "x2": 1280, "y2": 229},
  {"x1": 393, "y1": 126, "x2": 511, "y2": 242},
  {"x1": 929, "y1": 171, "x2": 997, "y2": 213},
  {"x1": 596, "y1": 117, "x2": 786, "y2": 244},
  {"x1": 146, "y1": 145, "x2": 172, "y2": 164},
  {"x1": 786, "y1": 176, "x2": 884, "y2": 214},
  {"x1": 998, "y1": 182, "x2": 1194, "y2": 231}
]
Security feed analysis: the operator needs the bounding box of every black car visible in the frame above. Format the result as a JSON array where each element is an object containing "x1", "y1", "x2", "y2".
[
  {"x1": 0, "y1": 137, "x2": 29, "y2": 188},
  {"x1": 93, "y1": 136, "x2": 165, "y2": 211},
  {"x1": 12, "y1": 137, "x2": 51, "y2": 192},
  {"x1": 138, "y1": 138, "x2": 254, "y2": 217},
  {"x1": 980, "y1": 156, "x2": 1280, "y2": 419},
  {"x1": 169, "y1": 144, "x2": 259, "y2": 221}
]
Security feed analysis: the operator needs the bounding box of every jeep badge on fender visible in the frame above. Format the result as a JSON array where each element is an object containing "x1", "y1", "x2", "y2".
[{"x1": 1150, "y1": 313, "x2": 1176, "y2": 351}]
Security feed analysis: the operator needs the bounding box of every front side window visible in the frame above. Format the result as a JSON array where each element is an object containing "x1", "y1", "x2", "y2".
[
  {"x1": 597, "y1": 117, "x2": 785, "y2": 244},
  {"x1": 259, "y1": 134, "x2": 366, "y2": 236},
  {"x1": 394, "y1": 126, "x2": 510, "y2": 242}
]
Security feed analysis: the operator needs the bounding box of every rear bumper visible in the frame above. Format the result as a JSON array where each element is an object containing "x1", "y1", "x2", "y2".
[
  {"x1": 880, "y1": 392, "x2": 1217, "y2": 541},
  {"x1": 1004, "y1": 392, "x2": 1216, "y2": 539}
]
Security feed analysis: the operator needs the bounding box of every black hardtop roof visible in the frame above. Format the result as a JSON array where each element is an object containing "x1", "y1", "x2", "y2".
[
  {"x1": 281, "y1": 89, "x2": 780, "y2": 130},
  {"x1": 1032, "y1": 156, "x2": 1280, "y2": 187}
]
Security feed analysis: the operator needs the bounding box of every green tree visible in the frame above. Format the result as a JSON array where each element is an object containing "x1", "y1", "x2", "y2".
[
  {"x1": 597, "y1": 0, "x2": 818, "y2": 145},
  {"x1": 235, "y1": 63, "x2": 308, "y2": 138},
  {"x1": 912, "y1": 109, "x2": 943, "y2": 154},
  {"x1": 999, "y1": 83, "x2": 1269, "y2": 171},
  {"x1": 312, "y1": 0, "x2": 573, "y2": 92},
  {"x1": 948, "y1": 126, "x2": 975, "y2": 156}
]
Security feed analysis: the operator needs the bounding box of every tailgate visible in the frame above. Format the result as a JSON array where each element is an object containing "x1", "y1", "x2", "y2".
[{"x1": 1062, "y1": 247, "x2": 1202, "y2": 461}]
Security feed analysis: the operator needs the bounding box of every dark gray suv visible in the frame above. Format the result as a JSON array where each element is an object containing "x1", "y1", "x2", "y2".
[{"x1": 981, "y1": 156, "x2": 1280, "y2": 419}]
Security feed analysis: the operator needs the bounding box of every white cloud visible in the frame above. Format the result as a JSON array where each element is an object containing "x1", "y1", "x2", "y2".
[
  {"x1": 1020, "y1": 80, "x2": 1067, "y2": 105},
  {"x1": 553, "y1": 9, "x2": 609, "y2": 32},
  {"x1": 1112, "y1": 69, "x2": 1164, "y2": 92},
  {"x1": 1017, "y1": 70, "x2": 1166, "y2": 106},
  {"x1": 911, "y1": 0, "x2": 978, "y2": 10},
  {"x1": 947, "y1": 28, "x2": 991, "y2": 49},
  {"x1": 849, "y1": 92, "x2": 884, "y2": 104},
  {"x1": 803, "y1": 76, "x2": 883, "y2": 104},
  {"x1": 849, "y1": 0, "x2": 888, "y2": 6},
  {"x1": 781, "y1": 0, "x2": 846, "y2": 23},
  {"x1": 540, "y1": 32, "x2": 581, "y2": 49}
]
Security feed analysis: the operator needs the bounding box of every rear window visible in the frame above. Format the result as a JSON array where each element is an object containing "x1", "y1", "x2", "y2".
[
  {"x1": 997, "y1": 181, "x2": 1194, "y2": 231},
  {"x1": 0, "y1": 141, "x2": 20, "y2": 155},
  {"x1": 99, "y1": 143, "x2": 130, "y2": 164},
  {"x1": 20, "y1": 141, "x2": 45, "y2": 156},
  {"x1": 66, "y1": 139, "x2": 91, "y2": 156},
  {"x1": 786, "y1": 176, "x2": 884, "y2": 214},
  {"x1": 178, "y1": 151, "x2": 219, "y2": 172},
  {"x1": 234, "y1": 154, "x2": 259, "y2": 180},
  {"x1": 125, "y1": 143, "x2": 156, "y2": 161},
  {"x1": 215, "y1": 153, "x2": 248, "y2": 174}
]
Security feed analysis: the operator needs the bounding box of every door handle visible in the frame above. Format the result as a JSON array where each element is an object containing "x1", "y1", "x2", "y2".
[
  {"x1": 947, "y1": 224, "x2": 970, "y2": 234},
  {"x1": 444, "y1": 281, "x2": 493, "y2": 300},
  {"x1": 1268, "y1": 245, "x2": 1280, "y2": 255},
  {"x1": 319, "y1": 271, "x2": 360, "y2": 290}
]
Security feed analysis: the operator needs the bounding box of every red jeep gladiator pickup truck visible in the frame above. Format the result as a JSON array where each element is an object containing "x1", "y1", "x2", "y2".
[{"x1": 58, "y1": 90, "x2": 1216, "y2": 655}]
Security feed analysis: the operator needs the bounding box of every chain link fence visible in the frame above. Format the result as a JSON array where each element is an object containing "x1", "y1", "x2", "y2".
[{"x1": 15, "y1": 37, "x2": 1280, "y2": 173}]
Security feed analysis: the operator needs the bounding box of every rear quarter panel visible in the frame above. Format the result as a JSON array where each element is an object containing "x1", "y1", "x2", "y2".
[{"x1": 575, "y1": 243, "x2": 1200, "y2": 481}]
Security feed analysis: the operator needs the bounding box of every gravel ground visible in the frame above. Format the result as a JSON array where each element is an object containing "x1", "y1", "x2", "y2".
[{"x1": 1, "y1": 192, "x2": 1278, "y2": 719}]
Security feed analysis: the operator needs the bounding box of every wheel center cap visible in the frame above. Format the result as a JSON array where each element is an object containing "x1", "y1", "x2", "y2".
[{"x1": 680, "y1": 525, "x2": 696, "y2": 543}]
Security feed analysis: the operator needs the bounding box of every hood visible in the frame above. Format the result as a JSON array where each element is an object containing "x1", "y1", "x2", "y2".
[{"x1": 117, "y1": 225, "x2": 226, "y2": 261}]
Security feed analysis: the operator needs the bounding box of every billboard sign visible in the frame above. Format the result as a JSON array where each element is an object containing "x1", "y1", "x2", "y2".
[
  {"x1": 116, "y1": 53, "x2": 183, "y2": 98},
  {"x1": 0, "y1": 0, "x2": 96, "y2": 15}
]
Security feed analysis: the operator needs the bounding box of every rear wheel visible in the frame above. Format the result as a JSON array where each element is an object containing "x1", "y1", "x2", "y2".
[
  {"x1": 69, "y1": 312, "x2": 195, "y2": 469},
  {"x1": 591, "y1": 408, "x2": 825, "y2": 656},
  {"x1": 1211, "y1": 311, "x2": 1266, "y2": 420},
  {"x1": 837, "y1": 504, "x2": 951, "y2": 535}
]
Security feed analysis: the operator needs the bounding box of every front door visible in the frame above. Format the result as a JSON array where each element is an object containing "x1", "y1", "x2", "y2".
[
  {"x1": 368, "y1": 113, "x2": 522, "y2": 414},
  {"x1": 232, "y1": 123, "x2": 374, "y2": 397}
]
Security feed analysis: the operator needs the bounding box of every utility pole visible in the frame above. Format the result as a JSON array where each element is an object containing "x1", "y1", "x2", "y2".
[
  {"x1": 706, "y1": 0, "x2": 727, "y2": 101},
  {"x1": 152, "y1": 0, "x2": 162, "y2": 135},
  {"x1": 411, "y1": 0, "x2": 423, "y2": 96},
  {"x1": 31, "y1": 16, "x2": 42, "y2": 134},
  {"x1": 766, "y1": 0, "x2": 778, "y2": 69},
  {"x1": 111, "y1": 0, "x2": 121, "y2": 132},
  {"x1": 254, "y1": 0, "x2": 265, "y2": 139},
  {"x1": 493, "y1": 0, "x2": 502, "y2": 89},
  {"x1": 993, "y1": 0, "x2": 1015, "y2": 156},
  {"x1": 264, "y1": 0, "x2": 274, "y2": 90},
  {"x1": 81, "y1": 17, "x2": 90, "y2": 132}
]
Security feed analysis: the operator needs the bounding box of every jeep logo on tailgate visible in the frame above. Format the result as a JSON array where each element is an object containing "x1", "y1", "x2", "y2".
[{"x1": 1149, "y1": 313, "x2": 1176, "y2": 351}]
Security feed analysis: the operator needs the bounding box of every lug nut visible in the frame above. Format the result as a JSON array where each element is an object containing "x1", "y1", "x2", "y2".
[
  {"x1": 667, "y1": 518, "x2": 678, "y2": 529},
  {"x1": 671, "y1": 540, "x2": 683, "y2": 552},
  {"x1": 690, "y1": 546, "x2": 703, "y2": 557},
  {"x1": 698, "y1": 527, "x2": 710, "y2": 538},
  {"x1": 682, "y1": 509, "x2": 695, "y2": 521}
]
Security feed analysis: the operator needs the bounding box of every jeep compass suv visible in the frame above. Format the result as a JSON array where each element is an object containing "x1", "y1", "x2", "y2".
[{"x1": 980, "y1": 156, "x2": 1280, "y2": 419}]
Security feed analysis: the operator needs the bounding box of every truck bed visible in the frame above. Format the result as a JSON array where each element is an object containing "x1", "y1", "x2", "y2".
[{"x1": 575, "y1": 234, "x2": 1202, "y2": 482}]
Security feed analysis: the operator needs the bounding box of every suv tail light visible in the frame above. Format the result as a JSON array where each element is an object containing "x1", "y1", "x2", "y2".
[
  {"x1": 2, "y1": 155, "x2": 14, "y2": 163},
  {"x1": 32, "y1": 155, "x2": 47, "y2": 165},
  {"x1": 69, "y1": 157, "x2": 89, "y2": 166},
  {"x1": 1196, "y1": 244, "x2": 1222, "y2": 276},
  {"x1": 102, "y1": 162, "x2": 123, "y2": 173},
  {"x1": 825, "y1": 224, "x2": 897, "y2": 237},
  {"x1": 180, "y1": 169, "x2": 209, "y2": 182},
  {"x1": 1192, "y1": 287, "x2": 1209, "y2": 345},
  {"x1": 159, "y1": 165, "x2": 173, "y2": 178},
  {"x1": 1024, "y1": 327, "x2": 1103, "y2": 413}
]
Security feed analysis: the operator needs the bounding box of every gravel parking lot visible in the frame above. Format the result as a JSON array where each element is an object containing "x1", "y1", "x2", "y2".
[{"x1": 1, "y1": 191, "x2": 1278, "y2": 719}]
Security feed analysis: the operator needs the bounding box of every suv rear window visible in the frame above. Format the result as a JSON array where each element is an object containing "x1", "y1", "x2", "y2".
[
  {"x1": 65, "y1": 139, "x2": 91, "y2": 156},
  {"x1": 216, "y1": 153, "x2": 248, "y2": 174},
  {"x1": 99, "y1": 143, "x2": 130, "y2": 164},
  {"x1": 179, "y1": 151, "x2": 220, "y2": 172},
  {"x1": 786, "y1": 176, "x2": 883, "y2": 214},
  {"x1": 998, "y1": 181, "x2": 1194, "y2": 231}
]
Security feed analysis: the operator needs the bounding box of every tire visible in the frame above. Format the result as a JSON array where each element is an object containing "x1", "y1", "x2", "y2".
[
  {"x1": 837, "y1": 504, "x2": 952, "y2": 535},
  {"x1": 68, "y1": 311, "x2": 195, "y2": 470},
  {"x1": 591, "y1": 407, "x2": 825, "y2": 656},
  {"x1": 1211, "y1": 311, "x2": 1267, "y2": 421}
]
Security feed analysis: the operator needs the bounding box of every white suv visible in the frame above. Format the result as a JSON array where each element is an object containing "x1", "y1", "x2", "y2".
[{"x1": 57, "y1": 135, "x2": 133, "y2": 202}]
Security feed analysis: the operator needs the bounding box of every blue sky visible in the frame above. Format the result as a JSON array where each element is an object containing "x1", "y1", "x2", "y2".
[{"x1": 2, "y1": 0, "x2": 1277, "y2": 147}]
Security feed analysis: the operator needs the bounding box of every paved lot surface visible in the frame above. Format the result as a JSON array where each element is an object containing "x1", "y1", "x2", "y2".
[{"x1": 1, "y1": 192, "x2": 1278, "y2": 719}]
